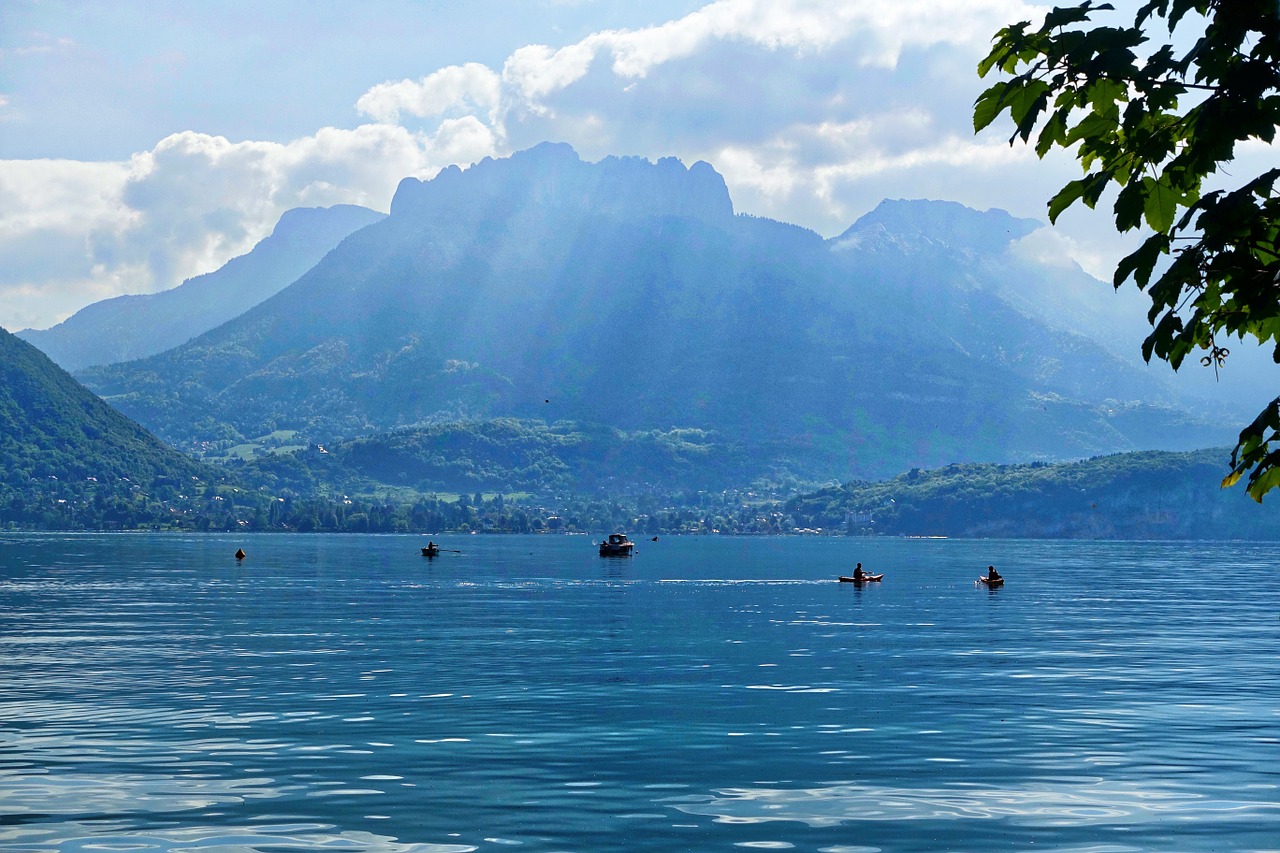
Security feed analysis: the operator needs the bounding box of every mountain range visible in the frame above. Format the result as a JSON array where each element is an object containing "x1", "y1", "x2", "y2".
[
  {"x1": 69, "y1": 143, "x2": 1238, "y2": 489},
  {"x1": 18, "y1": 204, "x2": 384, "y2": 371}
]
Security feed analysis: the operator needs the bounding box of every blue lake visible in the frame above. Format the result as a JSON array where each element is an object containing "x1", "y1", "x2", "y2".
[{"x1": 1, "y1": 533, "x2": 1278, "y2": 851}]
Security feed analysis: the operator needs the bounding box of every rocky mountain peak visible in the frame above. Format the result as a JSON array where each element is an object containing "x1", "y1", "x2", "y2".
[
  {"x1": 390, "y1": 142, "x2": 734, "y2": 226},
  {"x1": 833, "y1": 198, "x2": 1041, "y2": 254}
]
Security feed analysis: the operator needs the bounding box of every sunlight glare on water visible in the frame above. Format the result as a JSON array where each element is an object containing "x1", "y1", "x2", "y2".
[{"x1": 0, "y1": 533, "x2": 1277, "y2": 851}]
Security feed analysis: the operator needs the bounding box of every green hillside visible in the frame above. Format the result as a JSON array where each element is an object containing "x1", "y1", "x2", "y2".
[
  {"x1": 0, "y1": 327, "x2": 221, "y2": 528},
  {"x1": 229, "y1": 418, "x2": 763, "y2": 495},
  {"x1": 785, "y1": 449, "x2": 1280, "y2": 539}
]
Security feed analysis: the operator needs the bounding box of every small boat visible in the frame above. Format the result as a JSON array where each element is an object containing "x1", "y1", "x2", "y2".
[
  {"x1": 839, "y1": 574, "x2": 883, "y2": 583},
  {"x1": 978, "y1": 576, "x2": 1004, "y2": 587},
  {"x1": 422, "y1": 545, "x2": 440, "y2": 557},
  {"x1": 599, "y1": 533, "x2": 635, "y2": 556}
]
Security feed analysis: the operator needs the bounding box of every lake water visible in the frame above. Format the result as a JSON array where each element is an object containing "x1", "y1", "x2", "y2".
[{"x1": 1, "y1": 533, "x2": 1278, "y2": 852}]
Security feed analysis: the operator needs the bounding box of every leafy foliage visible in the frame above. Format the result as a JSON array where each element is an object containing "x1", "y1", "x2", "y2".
[{"x1": 976, "y1": 1, "x2": 1280, "y2": 499}]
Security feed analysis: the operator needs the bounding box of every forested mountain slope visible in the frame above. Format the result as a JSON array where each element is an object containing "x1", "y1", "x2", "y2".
[{"x1": 0, "y1": 326, "x2": 225, "y2": 527}]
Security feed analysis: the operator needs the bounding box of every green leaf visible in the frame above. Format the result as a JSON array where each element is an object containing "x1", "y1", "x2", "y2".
[
  {"x1": 1142, "y1": 175, "x2": 1178, "y2": 232},
  {"x1": 973, "y1": 85, "x2": 1010, "y2": 133},
  {"x1": 1247, "y1": 466, "x2": 1280, "y2": 502},
  {"x1": 1115, "y1": 181, "x2": 1146, "y2": 231},
  {"x1": 1115, "y1": 235, "x2": 1166, "y2": 287},
  {"x1": 1047, "y1": 179, "x2": 1087, "y2": 222},
  {"x1": 977, "y1": 21, "x2": 1034, "y2": 77},
  {"x1": 1035, "y1": 109, "x2": 1069, "y2": 157},
  {"x1": 1085, "y1": 77, "x2": 1127, "y2": 112},
  {"x1": 1065, "y1": 110, "x2": 1120, "y2": 146},
  {"x1": 1006, "y1": 80, "x2": 1052, "y2": 141},
  {"x1": 1044, "y1": 2, "x2": 1112, "y2": 30}
]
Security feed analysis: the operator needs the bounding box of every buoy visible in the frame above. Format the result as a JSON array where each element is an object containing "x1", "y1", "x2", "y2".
[{"x1": 235, "y1": 548, "x2": 246, "y2": 560}]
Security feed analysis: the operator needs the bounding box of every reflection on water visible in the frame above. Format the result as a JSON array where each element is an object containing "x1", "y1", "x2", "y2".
[
  {"x1": 1, "y1": 533, "x2": 1278, "y2": 851},
  {"x1": 0, "y1": 823, "x2": 478, "y2": 853},
  {"x1": 671, "y1": 778, "x2": 1275, "y2": 827}
]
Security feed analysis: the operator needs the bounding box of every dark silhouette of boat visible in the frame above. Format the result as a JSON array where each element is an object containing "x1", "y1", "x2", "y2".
[{"x1": 599, "y1": 533, "x2": 634, "y2": 556}]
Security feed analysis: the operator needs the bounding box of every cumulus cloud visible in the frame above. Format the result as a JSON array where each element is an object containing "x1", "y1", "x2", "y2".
[
  {"x1": 356, "y1": 63, "x2": 503, "y2": 126},
  {"x1": 498, "y1": 0, "x2": 1038, "y2": 96},
  {"x1": 0, "y1": 159, "x2": 138, "y2": 328},
  {"x1": 4, "y1": 0, "x2": 1063, "y2": 331},
  {"x1": 0, "y1": 122, "x2": 503, "y2": 330},
  {"x1": 711, "y1": 122, "x2": 1044, "y2": 234},
  {"x1": 486, "y1": 0, "x2": 1055, "y2": 233},
  {"x1": 360, "y1": 0, "x2": 1041, "y2": 128}
]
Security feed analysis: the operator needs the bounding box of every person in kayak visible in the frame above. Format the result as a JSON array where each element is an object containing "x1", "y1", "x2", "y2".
[{"x1": 985, "y1": 565, "x2": 1002, "y2": 582}]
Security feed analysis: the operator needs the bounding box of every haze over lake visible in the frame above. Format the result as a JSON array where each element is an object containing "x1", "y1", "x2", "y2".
[{"x1": 3, "y1": 533, "x2": 1277, "y2": 851}]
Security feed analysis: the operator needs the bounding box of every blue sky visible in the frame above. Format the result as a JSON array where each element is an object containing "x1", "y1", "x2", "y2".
[{"x1": 0, "y1": 0, "x2": 1201, "y2": 333}]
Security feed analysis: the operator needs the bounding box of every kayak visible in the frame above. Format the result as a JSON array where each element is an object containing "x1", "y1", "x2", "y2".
[
  {"x1": 839, "y1": 574, "x2": 883, "y2": 583},
  {"x1": 978, "y1": 576, "x2": 1004, "y2": 586}
]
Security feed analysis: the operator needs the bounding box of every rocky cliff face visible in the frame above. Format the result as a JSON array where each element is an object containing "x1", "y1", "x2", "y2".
[{"x1": 391, "y1": 142, "x2": 734, "y2": 226}]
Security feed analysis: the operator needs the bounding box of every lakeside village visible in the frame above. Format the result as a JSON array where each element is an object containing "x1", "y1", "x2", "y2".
[{"x1": 0, "y1": 476, "x2": 855, "y2": 536}]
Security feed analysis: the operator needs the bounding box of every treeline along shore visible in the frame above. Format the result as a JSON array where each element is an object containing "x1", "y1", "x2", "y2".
[{"x1": 4, "y1": 448, "x2": 1277, "y2": 540}]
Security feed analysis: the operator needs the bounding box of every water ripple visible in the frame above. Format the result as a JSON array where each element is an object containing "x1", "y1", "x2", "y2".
[
  {"x1": 0, "y1": 824, "x2": 477, "y2": 853},
  {"x1": 3, "y1": 534, "x2": 1279, "y2": 851},
  {"x1": 669, "y1": 780, "x2": 1280, "y2": 828}
]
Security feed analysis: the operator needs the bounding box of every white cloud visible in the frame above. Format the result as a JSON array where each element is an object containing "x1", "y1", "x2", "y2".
[
  {"x1": 426, "y1": 116, "x2": 501, "y2": 165},
  {"x1": 0, "y1": 159, "x2": 132, "y2": 240},
  {"x1": 0, "y1": 36, "x2": 77, "y2": 61},
  {"x1": 361, "y1": 0, "x2": 1044, "y2": 128},
  {"x1": 704, "y1": 110, "x2": 1046, "y2": 234},
  {"x1": 496, "y1": 0, "x2": 1042, "y2": 107},
  {"x1": 0, "y1": 122, "x2": 504, "y2": 330},
  {"x1": 115, "y1": 123, "x2": 463, "y2": 286},
  {"x1": 3, "y1": 0, "x2": 1067, "y2": 331},
  {"x1": 503, "y1": 41, "x2": 601, "y2": 104},
  {"x1": 356, "y1": 63, "x2": 503, "y2": 125}
]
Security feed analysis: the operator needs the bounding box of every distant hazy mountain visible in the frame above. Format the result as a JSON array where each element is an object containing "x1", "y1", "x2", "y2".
[
  {"x1": 0, "y1": 326, "x2": 207, "y2": 487},
  {"x1": 79, "y1": 143, "x2": 1236, "y2": 485},
  {"x1": 19, "y1": 204, "x2": 385, "y2": 371}
]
